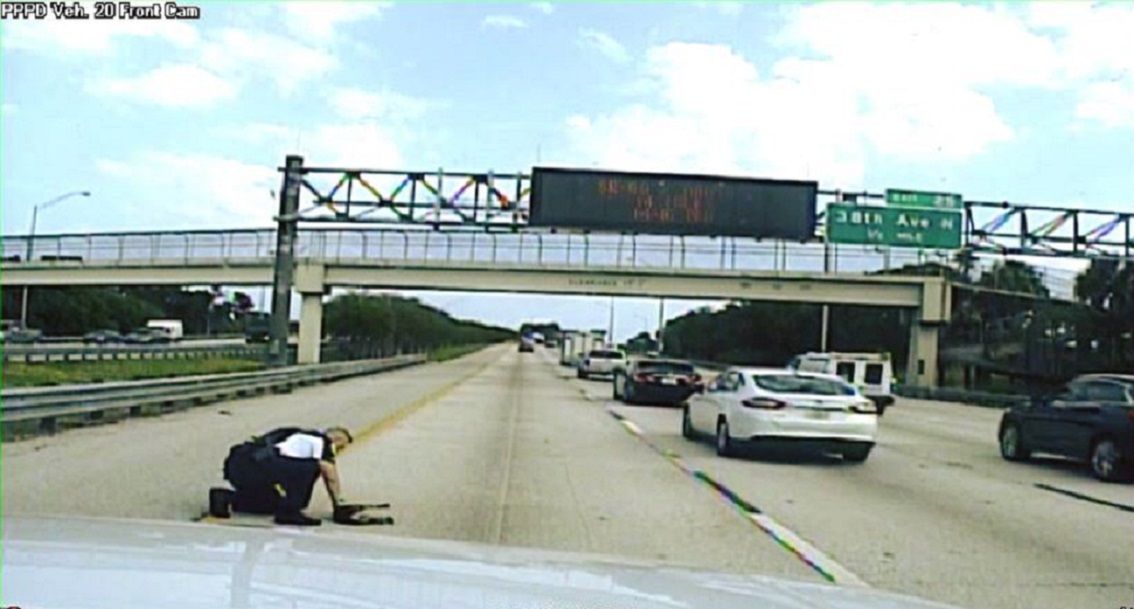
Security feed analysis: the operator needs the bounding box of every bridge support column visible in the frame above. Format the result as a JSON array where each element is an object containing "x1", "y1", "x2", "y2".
[
  {"x1": 906, "y1": 324, "x2": 941, "y2": 387},
  {"x1": 298, "y1": 293, "x2": 323, "y2": 365},
  {"x1": 908, "y1": 278, "x2": 950, "y2": 387},
  {"x1": 295, "y1": 263, "x2": 328, "y2": 365}
]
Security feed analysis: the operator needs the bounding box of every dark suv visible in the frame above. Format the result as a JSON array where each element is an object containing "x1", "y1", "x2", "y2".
[{"x1": 998, "y1": 374, "x2": 1134, "y2": 482}]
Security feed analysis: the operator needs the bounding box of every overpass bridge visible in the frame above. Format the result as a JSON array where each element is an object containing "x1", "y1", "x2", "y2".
[{"x1": 2, "y1": 227, "x2": 950, "y2": 385}]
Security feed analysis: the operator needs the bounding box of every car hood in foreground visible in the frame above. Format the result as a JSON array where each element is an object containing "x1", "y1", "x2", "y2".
[{"x1": 2, "y1": 516, "x2": 962, "y2": 609}]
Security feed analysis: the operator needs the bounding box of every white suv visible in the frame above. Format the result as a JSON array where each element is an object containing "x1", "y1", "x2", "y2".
[{"x1": 577, "y1": 349, "x2": 626, "y2": 379}]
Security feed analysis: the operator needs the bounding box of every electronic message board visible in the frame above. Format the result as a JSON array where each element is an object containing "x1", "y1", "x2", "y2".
[{"x1": 529, "y1": 167, "x2": 817, "y2": 240}]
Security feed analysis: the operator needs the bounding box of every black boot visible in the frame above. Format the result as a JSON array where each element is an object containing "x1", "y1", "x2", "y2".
[
  {"x1": 274, "y1": 511, "x2": 321, "y2": 526},
  {"x1": 208, "y1": 488, "x2": 235, "y2": 518}
]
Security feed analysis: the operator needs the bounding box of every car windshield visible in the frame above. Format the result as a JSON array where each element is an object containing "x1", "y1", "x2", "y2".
[
  {"x1": 590, "y1": 350, "x2": 623, "y2": 359},
  {"x1": 754, "y1": 374, "x2": 857, "y2": 396},
  {"x1": 637, "y1": 361, "x2": 695, "y2": 375}
]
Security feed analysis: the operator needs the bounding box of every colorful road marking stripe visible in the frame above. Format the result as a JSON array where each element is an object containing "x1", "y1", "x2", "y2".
[{"x1": 607, "y1": 407, "x2": 869, "y2": 588}]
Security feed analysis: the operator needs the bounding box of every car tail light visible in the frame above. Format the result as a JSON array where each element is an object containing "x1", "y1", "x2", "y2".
[
  {"x1": 851, "y1": 401, "x2": 878, "y2": 414},
  {"x1": 742, "y1": 398, "x2": 786, "y2": 410},
  {"x1": 634, "y1": 373, "x2": 651, "y2": 382}
]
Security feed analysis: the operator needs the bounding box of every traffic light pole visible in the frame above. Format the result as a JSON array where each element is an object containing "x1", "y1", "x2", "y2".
[{"x1": 269, "y1": 155, "x2": 302, "y2": 367}]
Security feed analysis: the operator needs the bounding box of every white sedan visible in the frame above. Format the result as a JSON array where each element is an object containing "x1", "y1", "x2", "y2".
[{"x1": 683, "y1": 367, "x2": 879, "y2": 461}]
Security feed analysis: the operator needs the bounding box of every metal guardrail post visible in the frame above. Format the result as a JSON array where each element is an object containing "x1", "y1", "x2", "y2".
[
  {"x1": 536, "y1": 234, "x2": 543, "y2": 265},
  {"x1": 401, "y1": 231, "x2": 409, "y2": 260},
  {"x1": 491, "y1": 234, "x2": 498, "y2": 263},
  {"x1": 445, "y1": 233, "x2": 452, "y2": 261}
]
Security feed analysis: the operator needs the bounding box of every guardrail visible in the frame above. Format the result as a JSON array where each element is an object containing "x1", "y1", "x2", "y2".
[
  {"x1": 2, "y1": 343, "x2": 267, "y2": 364},
  {"x1": 25, "y1": 333, "x2": 245, "y2": 344},
  {"x1": 1, "y1": 354, "x2": 426, "y2": 438},
  {"x1": 894, "y1": 385, "x2": 1028, "y2": 409}
]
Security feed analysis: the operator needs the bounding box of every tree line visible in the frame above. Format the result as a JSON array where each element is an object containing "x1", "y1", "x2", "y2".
[
  {"x1": 660, "y1": 258, "x2": 1133, "y2": 378},
  {"x1": 323, "y1": 293, "x2": 512, "y2": 357},
  {"x1": 2, "y1": 287, "x2": 252, "y2": 336}
]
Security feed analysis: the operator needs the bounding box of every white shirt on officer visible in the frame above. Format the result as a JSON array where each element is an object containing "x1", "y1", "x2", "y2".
[{"x1": 274, "y1": 433, "x2": 326, "y2": 461}]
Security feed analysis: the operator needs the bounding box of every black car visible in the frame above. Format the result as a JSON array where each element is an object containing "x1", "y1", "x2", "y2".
[
  {"x1": 612, "y1": 358, "x2": 701, "y2": 406},
  {"x1": 83, "y1": 329, "x2": 123, "y2": 344},
  {"x1": 123, "y1": 328, "x2": 171, "y2": 345},
  {"x1": 998, "y1": 374, "x2": 1134, "y2": 482}
]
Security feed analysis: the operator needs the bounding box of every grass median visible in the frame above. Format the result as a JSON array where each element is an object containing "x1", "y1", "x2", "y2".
[{"x1": 2, "y1": 358, "x2": 265, "y2": 388}]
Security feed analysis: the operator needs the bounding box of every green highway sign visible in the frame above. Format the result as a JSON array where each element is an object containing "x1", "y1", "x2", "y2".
[
  {"x1": 885, "y1": 189, "x2": 963, "y2": 210},
  {"x1": 826, "y1": 203, "x2": 963, "y2": 249}
]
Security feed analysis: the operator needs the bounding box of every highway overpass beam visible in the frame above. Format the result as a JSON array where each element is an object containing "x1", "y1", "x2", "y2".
[{"x1": 298, "y1": 293, "x2": 323, "y2": 365}]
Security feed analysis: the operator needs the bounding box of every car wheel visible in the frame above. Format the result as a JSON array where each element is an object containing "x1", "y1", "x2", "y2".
[
  {"x1": 624, "y1": 380, "x2": 636, "y2": 405},
  {"x1": 715, "y1": 419, "x2": 733, "y2": 457},
  {"x1": 841, "y1": 443, "x2": 873, "y2": 463},
  {"x1": 1090, "y1": 437, "x2": 1131, "y2": 482},
  {"x1": 682, "y1": 407, "x2": 695, "y2": 440},
  {"x1": 999, "y1": 423, "x2": 1030, "y2": 462},
  {"x1": 612, "y1": 373, "x2": 623, "y2": 399}
]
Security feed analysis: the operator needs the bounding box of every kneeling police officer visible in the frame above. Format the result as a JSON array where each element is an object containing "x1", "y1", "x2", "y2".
[{"x1": 213, "y1": 426, "x2": 353, "y2": 526}]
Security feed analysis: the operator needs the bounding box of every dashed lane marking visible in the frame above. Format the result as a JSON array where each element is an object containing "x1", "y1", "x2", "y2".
[{"x1": 606, "y1": 408, "x2": 869, "y2": 588}]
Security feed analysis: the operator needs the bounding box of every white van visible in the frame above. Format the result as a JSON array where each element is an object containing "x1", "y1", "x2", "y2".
[
  {"x1": 788, "y1": 352, "x2": 895, "y2": 414},
  {"x1": 146, "y1": 319, "x2": 184, "y2": 341}
]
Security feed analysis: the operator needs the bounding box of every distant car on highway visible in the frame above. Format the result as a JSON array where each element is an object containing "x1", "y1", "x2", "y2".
[
  {"x1": 123, "y1": 328, "x2": 172, "y2": 345},
  {"x1": 146, "y1": 319, "x2": 183, "y2": 341},
  {"x1": 576, "y1": 349, "x2": 625, "y2": 379},
  {"x1": 788, "y1": 352, "x2": 895, "y2": 415},
  {"x1": 612, "y1": 358, "x2": 700, "y2": 406},
  {"x1": 82, "y1": 329, "x2": 123, "y2": 345},
  {"x1": 1, "y1": 326, "x2": 43, "y2": 344},
  {"x1": 518, "y1": 335, "x2": 536, "y2": 353},
  {"x1": 998, "y1": 373, "x2": 1134, "y2": 482},
  {"x1": 684, "y1": 368, "x2": 879, "y2": 461}
]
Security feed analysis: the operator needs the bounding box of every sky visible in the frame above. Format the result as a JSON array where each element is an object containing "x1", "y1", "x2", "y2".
[{"x1": 2, "y1": 1, "x2": 1132, "y2": 339}]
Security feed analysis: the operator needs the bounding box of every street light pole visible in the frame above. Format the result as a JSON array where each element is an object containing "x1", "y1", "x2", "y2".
[{"x1": 20, "y1": 190, "x2": 91, "y2": 329}]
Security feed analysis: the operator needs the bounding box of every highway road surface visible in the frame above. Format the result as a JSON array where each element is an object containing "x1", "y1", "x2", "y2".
[{"x1": 3, "y1": 344, "x2": 1131, "y2": 609}]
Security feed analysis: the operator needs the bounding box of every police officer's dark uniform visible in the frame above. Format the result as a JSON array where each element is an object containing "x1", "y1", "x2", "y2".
[{"x1": 220, "y1": 427, "x2": 336, "y2": 524}]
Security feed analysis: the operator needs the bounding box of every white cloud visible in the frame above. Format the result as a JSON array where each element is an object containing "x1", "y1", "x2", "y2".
[
  {"x1": 199, "y1": 28, "x2": 337, "y2": 95},
  {"x1": 531, "y1": 2, "x2": 554, "y2": 15},
  {"x1": 226, "y1": 121, "x2": 404, "y2": 172},
  {"x1": 86, "y1": 64, "x2": 237, "y2": 108},
  {"x1": 694, "y1": 2, "x2": 743, "y2": 16},
  {"x1": 482, "y1": 15, "x2": 527, "y2": 29},
  {"x1": 566, "y1": 43, "x2": 867, "y2": 186},
  {"x1": 1, "y1": 103, "x2": 16, "y2": 116},
  {"x1": 1075, "y1": 82, "x2": 1134, "y2": 129},
  {"x1": 565, "y1": 3, "x2": 1134, "y2": 187},
  {"x1": 282, "y1": 1, "x2": 390, "y2": 43},
  {"x1": 2, "y1": 11, "x2": 198, "y2": 54},
  {"x1": 328, "y1": 87, "x2": 441, "y2": 121},
  {"x1": 579, "y1": 29, "x2": 630, "y2": 64},
  {"x1": 95, "y1": 152, "x2": 280, "y2": 227}
]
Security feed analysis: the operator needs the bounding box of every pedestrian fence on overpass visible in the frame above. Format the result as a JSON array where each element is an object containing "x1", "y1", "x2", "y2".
[
  {"x1": 1, "y1": 353, "x2": 426, "y2": 439},
  {"x1": 2, "y1": 343, "x2": 267, "y2": 365},
  {"x1": 2, "y1": 227, "x2": 961, "y2": 276}
]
